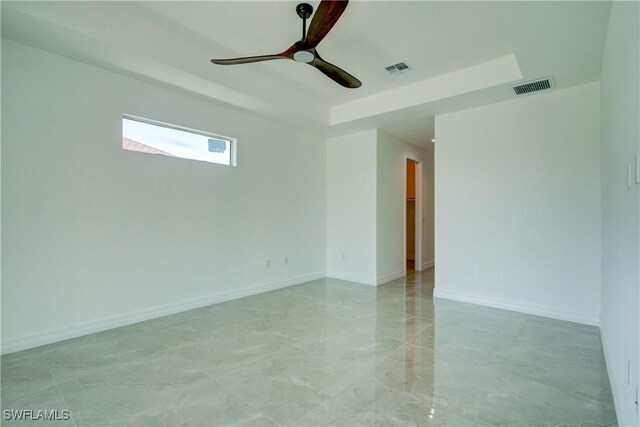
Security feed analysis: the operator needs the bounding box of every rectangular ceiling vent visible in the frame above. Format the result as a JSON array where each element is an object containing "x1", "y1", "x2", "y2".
[
  {"x1": 512, "y1": 77, "x2": 554, "y2": 95},
  {"x1": 385, "y1": 62, "x2": 411, "y2": 75}
]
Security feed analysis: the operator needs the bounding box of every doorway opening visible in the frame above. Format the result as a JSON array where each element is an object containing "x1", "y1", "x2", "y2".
[{"x1": 405, "y1": 158, "x2": 422, "y2": 274}]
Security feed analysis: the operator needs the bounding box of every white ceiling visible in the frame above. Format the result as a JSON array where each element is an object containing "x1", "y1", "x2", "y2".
[{"x1": 1, "y1": 1, "x2": 612, "y2": 147}]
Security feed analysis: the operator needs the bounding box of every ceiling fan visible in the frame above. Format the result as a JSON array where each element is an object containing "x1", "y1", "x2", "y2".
[{"x1": 211, "y1": 0, "x2": 361, "y2": 89}]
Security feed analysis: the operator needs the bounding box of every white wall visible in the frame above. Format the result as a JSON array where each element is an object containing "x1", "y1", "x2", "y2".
[
  {"x1": 326, "y1": 129, "x2": 434, "y2": 286},
  {"x1": 599, "y1": 2, "x2": 640, "y2": 425},
  {"x1": 435, "y1": 82, "x2": 601, "y2": 325},
  {"x1": 326, "y1": 130, "x2": 378, "y2": 285},
  {"x1": 425, "y1": 145, "x2": 435, "y2": 268},
  {"x1": 1, "y1": 40, "x2": 327, "y2": 353},
  {"x1": 376, "y1": 130, "x2": 433, "y2": 283}
]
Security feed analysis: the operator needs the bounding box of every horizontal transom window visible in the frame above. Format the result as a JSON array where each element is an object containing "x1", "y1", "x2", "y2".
[{"x1": 122, "y1": 115, "x2": 236, "y2": 166}]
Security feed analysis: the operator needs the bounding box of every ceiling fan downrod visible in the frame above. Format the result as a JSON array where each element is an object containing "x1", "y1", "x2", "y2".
[
  {"x1": 293, "y1": 3, "x2": 315, "y2": 63},
  {"x1": 296, "y1": 3, "x2": 313, "y2": 39}
]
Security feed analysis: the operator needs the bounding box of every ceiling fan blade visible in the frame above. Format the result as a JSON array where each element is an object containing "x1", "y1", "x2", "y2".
[
  {"x1": 311, "y1": 52, "x2": 361, "y2": 89},
  {"x1": 303, "y1": 0, "x2": 349, "y2": 49},
  {"x1": 212, "y1": 44, "x2": 298, "y2": 65},
  {"x1": 211, "y1": 54, "x2": 290, "y2": 65}
]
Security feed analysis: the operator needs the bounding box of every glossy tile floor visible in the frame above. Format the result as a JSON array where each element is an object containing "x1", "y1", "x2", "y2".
[{"x1": 1, "y1": 268, "x2": 616, "y2": 426}]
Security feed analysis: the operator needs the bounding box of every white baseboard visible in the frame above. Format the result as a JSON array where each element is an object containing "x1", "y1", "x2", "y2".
[
  {"x1": 433, "y1": 289, "x2": 599, "y2": 326},
  {"x1": 1, "y1": 272, "x2": 325, "y2": 355},
  {"x1": 327, "y1": 270, "x2": 406, "y2": 286},
  {"x1": 377, "y1": 271, "x2": 405, "y2": 286},
  {"x1": 422, "y1": 260, "x2": 434, "y2": 269},
  {"x1": 600, "y1": 326, "x2": 634, "y2": 426},
  {"x1": 326, "y1": 271, "x2": 377, "y2": 286}
]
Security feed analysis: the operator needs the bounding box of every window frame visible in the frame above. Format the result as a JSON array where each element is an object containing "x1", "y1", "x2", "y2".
[{"x1": 122, "y1": 114, "x2": 237, "y2": 167}]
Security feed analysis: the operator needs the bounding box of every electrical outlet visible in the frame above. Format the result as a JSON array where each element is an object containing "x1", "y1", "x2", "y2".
[
  {"x1": 472, "y1": 267, "x2": 479, "y2": 278},
  {"x1": 266, "y1": 259, "x2": 271, "y2": 269},
  {"x1": 284, "y1": 257, "x2": 288, "y2": 265}
]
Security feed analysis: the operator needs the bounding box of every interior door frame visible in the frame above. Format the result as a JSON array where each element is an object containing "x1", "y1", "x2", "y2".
[{"x1": 404, "y1": 155, "x2": 423, "y2": 273}]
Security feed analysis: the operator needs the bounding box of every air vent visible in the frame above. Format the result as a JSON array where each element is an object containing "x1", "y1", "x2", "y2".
[
  {"x1": 512, "y1": 77, "x2": 554, "y2": 95},
  {"x1": 385, "y1": 62, "x2": 411, "y2": 75}
]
